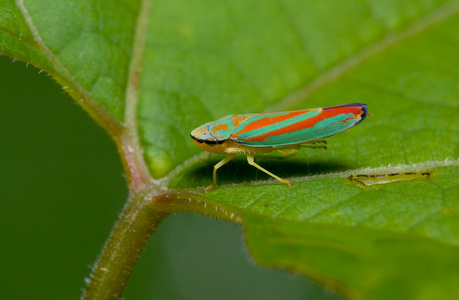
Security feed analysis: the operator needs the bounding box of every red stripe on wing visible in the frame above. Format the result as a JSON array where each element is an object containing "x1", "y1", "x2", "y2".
[
  {"x1": 240, "y1": 106, "x2": 363, "y2": 142},
  {"x1": 234, "y1": 110, "x2": 312, "y2": 136}
]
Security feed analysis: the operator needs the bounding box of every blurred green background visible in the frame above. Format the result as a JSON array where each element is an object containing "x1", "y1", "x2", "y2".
[{"x1": 0, "y1": 56, "x2": 340, "y2": 299}]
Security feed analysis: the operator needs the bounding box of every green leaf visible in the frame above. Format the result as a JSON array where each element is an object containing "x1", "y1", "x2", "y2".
[
  {"x1": 199, "y1": 165, "x2": 459, "y2": 299},
  {"x1": 2, "y1": 0, "x2": 459, "y2": 299}
]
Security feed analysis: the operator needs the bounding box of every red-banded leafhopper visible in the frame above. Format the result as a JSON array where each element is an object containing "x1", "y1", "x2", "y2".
[{"x1": 191, "y1": 103, "x2": 367, "y2": 191}]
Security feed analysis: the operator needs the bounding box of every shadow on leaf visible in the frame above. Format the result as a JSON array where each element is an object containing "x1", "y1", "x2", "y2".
[{"x1": 170, "y1": 155, "x2": 352, "y2": 189}]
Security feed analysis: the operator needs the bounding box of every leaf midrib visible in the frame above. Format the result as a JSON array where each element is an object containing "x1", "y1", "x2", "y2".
[
  {"x1": 121, "y1": 0, "x2": 157, "y2": 186},
  {"x1": 184, "y1": 159, "x2": 459, "y2": 191}
]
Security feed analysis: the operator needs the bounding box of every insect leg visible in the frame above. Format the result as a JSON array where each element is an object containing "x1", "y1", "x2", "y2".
[
  {"x1": 247, "y1": 154, "x2": 291, "y2": 187},
  {"x1": 300, "y1": 144, "x2": 327, "y2": 150},
  {"x1": 276, "y1": 149, "x2": 298, "y2": 157},
  {"x1": 205, "y1": 154, "x2": 235, "y2": 192},
  {"x1": 301, "y1": 139, "x2": 327, "y2": 145},
  {"x1": 199, "y1": 152, "x2": 212, "y2": 162}
]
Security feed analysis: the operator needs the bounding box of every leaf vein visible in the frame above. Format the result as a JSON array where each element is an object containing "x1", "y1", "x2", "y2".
[
  {"x1": 268, "y1": 0, "x2": 459, "y2": 112},
  {"x1": 14, "y1": 0, "x2": 123, "y2": 135}
]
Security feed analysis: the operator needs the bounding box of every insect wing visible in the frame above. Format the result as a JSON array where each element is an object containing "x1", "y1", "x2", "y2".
[{"x1": 231, "y1": 103, "x2": 367, "y2": 147}]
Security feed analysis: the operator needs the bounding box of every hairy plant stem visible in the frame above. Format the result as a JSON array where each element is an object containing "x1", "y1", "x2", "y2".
[
  {"x1": 82, "y1": 188, "x2": 169, "y2": 300},
  {"x1": 82, "y1": 0, "x2": 158, "y2": 296}
]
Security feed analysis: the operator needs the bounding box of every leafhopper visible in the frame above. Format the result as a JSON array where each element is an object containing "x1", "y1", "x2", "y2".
[{"x1": 191, "y1": 103, "x2": 367, "y2": 191}]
